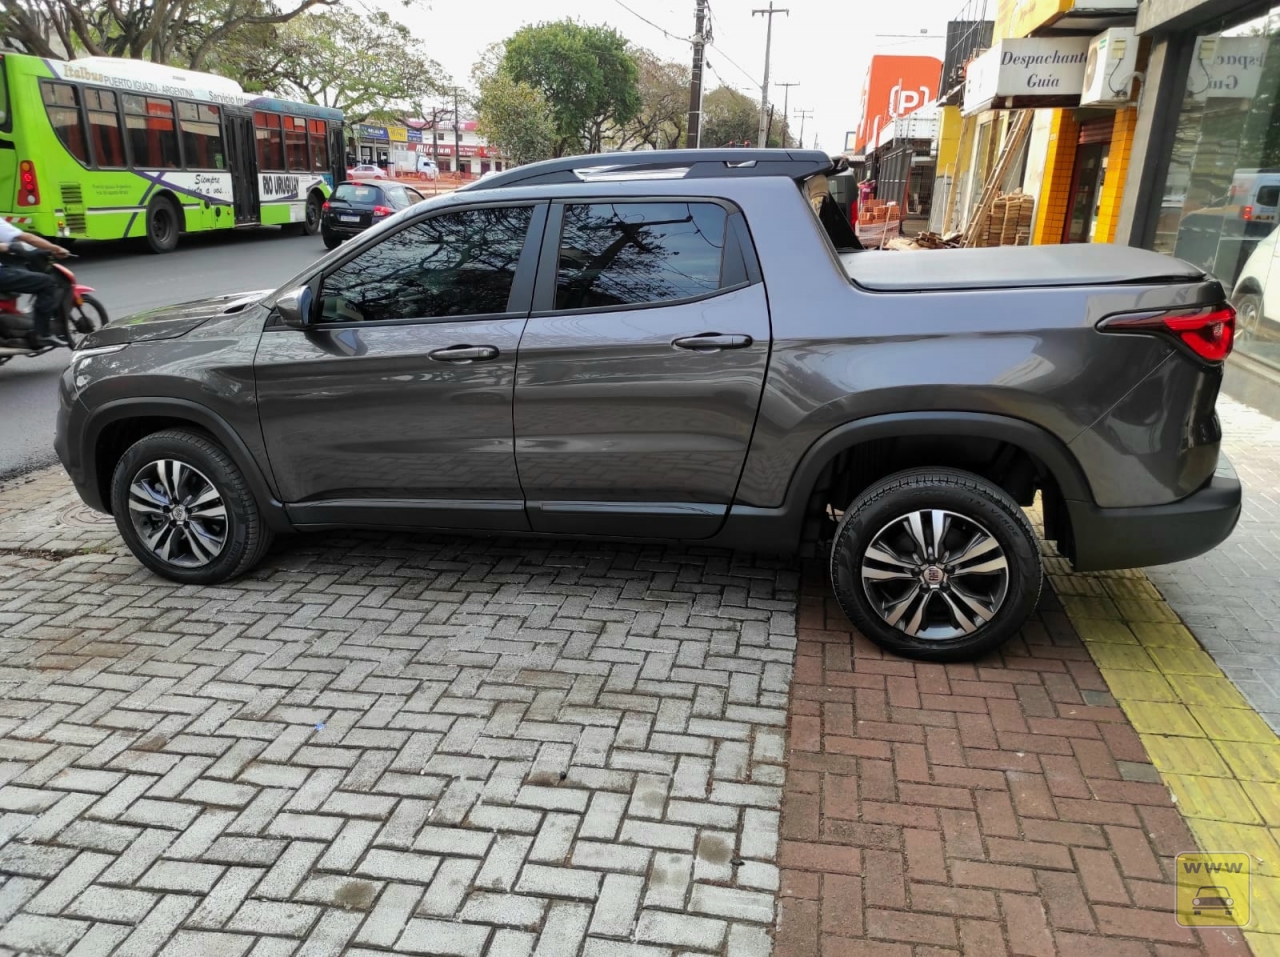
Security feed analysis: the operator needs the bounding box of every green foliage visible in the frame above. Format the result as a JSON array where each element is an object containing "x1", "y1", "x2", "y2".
[
  {"x1": 0, "y1": 0, "x2": 342, "y2": 69},
  {"x1": 610, "y1": 50, "x2": 689, "y2": 150},
  {"x1": 699, "y1": 85, "x2": 792, "y2": 148},
  {"x1": 498, "y1": 19, "x2": 641, "y2": 156},
  {"x1": 475, "y1": 73, "x2": 556, "y2": 167},
  {"x1": 230, "y1": 10, "x2": 445, "y2": 123}
]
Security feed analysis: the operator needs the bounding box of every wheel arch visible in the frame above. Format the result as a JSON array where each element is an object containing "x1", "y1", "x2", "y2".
[
  {"x1": 719, "y1": 412, "x2": 1091, "y2": 559},
  {"x1": 84, "y1": 398, "x2": 291, "y2": 532}
]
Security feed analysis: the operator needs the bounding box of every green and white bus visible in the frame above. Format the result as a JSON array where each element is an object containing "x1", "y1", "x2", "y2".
[{"x1": 0, "y1": 52, "x2": 346, "y2": 252}]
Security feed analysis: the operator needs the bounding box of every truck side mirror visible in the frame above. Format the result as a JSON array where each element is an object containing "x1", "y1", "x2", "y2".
[{"x1": 277, "y1": 286, "x2": 313, "y2": 329}]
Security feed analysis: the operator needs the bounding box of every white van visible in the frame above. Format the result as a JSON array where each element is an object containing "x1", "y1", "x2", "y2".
[{"x1": 1229, "y1": 169, "x2": 1280, "y2": 226}]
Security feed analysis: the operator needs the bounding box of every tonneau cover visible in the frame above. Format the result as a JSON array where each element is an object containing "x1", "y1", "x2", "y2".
[{"x1": 842, "y1": 243, "x2": 1204, "y2": 292}]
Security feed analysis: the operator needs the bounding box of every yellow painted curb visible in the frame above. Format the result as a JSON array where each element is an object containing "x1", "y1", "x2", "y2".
[{"x1": 1041, "y1": 528, "x2": 1280, "y2": 951}]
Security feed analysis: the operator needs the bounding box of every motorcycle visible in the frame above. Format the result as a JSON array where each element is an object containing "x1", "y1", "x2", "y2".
[{"x1": 0, "y1": 244, "x2": 108, "y2": 366}]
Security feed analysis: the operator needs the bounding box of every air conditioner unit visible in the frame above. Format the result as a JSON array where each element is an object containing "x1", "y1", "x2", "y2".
[{"x1": 1081, "y1": 27, "x2": 1138, "y2": 106}]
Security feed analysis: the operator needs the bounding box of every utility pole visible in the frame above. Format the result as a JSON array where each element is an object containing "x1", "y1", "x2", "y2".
[
  {"x1": 774, "y1": 81, "x2": 798, "y2": 146},
  {"x1": 453, "y1": 88, "x2": 462, "y2": 179},
  {"x1": 752, "y1": 2, "x2": 788, "y2": 149},
  {"x1": 794, "y1": 108, "x2": 813, "y2": 150},
  {"x1": 686, "y1": 0, "x2": 708, "y2": 149}
]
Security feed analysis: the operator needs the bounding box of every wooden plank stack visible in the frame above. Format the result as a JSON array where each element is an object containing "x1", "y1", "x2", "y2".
[{"x1": 971, "y1": 189, "x2": 1035, "y2": 248}]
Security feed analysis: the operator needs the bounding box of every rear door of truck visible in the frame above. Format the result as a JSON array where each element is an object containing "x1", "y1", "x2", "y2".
[{"x1": 513, "y1": 196, "x2": 771, "y2": 539}]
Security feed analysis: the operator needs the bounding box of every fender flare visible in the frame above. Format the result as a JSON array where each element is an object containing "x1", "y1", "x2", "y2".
[
  {"x1": 80, "y1": 397, "x2": 292, "y2": 532},
  {"x1": 779, "y1": 411, "x2": 1094, "y2": 512}
]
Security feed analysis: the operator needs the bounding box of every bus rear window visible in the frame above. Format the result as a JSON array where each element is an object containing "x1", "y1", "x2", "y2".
[
  {"x1": 85, "y1": 88, "x2": 125, "y2": 168},
  {"x1": 124, "y1": 95, "x2": 180, "y2": 169},
  {"x1": 41, "y1": 81, "x2": 89, "y2": 165}
]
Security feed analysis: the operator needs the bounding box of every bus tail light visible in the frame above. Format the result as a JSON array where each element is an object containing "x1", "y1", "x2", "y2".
[{"x1": 17, "y1": 161, "x2": 40, "y2": 207}]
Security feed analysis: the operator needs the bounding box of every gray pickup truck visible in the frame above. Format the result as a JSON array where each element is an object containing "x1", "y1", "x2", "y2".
[{"x1": 56, "y1": 149, "x2": 1241, "y2": 660}]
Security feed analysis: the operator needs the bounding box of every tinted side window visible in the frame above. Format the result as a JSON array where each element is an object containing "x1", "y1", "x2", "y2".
[
  {"x1": 319, "y1": 206, "x2": 533, "y2": 323},
  {"x1": 309, "y1": 119, "x2": 328, "y2": 170},
  {"x1": 41, "y1": 81, "x2": 89, "y2": 164},
  {"x1": 255, "y1": 111, "x2": 284, "y2": 171},
  {"x1": 85, "y1": 88, "x2": 125, "y2": 168},
  {"x1": 124, "y1": 95, "x2": 179, "y2": 168},
  {"x1": 555, "y1": 202, "x2": 727, "y2": 310},
  {"x1": 1257, "y1": 185, "x2": 1280, "y2": 207},
  {"x1": 178, "y1": 102, "x2": 224, "y2": 169},
  {"x1": 284, "y1": 116, "x2": 309, "y2": 171}
]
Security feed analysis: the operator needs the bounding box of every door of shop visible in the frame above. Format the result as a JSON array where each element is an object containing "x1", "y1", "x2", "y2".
[{"x1": 1063, "y1": 119, "x2": 1112, "y2": 243}]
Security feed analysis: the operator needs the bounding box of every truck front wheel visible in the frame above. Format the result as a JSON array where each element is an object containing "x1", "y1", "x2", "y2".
[{"x1": 829, "y1": 468, "x2": 1042, "y2": 661}]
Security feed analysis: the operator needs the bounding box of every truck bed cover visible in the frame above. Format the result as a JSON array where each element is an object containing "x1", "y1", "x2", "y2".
[{"x1": 841, "y1": 243, "x2": 1204, "y2": 292}]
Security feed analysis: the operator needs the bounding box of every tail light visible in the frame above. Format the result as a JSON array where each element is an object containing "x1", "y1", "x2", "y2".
[
  {"x1": 322, "y1": 201, "x2": 330, "y2": 211},
  {"x1": 1099, "y1": 304, "x2": 1236, "y2": 363},
  {"x1": 17, "y1": 160, "x2": 39, "y2": 206},
  {"x1": 1242, "y1": 205, "x2": 1253, "y2": 221},
  {"x1": 372, "y1": 205, "x2": 393, "y2": 216}
]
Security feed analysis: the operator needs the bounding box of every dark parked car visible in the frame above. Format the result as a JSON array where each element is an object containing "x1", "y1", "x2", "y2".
[
  {"x1": 321, "y1": 181, "x2": 426, "y2": 249},
  {"x1": 56, "y1": 149, "x2": 1242, "y2": 660}
]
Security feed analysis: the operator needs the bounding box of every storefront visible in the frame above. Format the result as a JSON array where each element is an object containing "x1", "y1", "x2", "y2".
[{"x1": 1118, "y1": 0, "x2": 1280, "y2": 414}]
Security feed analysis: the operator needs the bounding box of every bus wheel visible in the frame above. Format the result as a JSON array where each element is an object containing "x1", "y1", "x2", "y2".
[
  {"x1": 291, "y1": 193, "x2": 322, "y2": 236},
  {"x1": 145, "y1": 198, "x2": 180, "y2": 254}
]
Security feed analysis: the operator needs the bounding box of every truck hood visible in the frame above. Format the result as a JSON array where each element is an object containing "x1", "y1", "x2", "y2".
[
  {"x1": 842, "y1": 244, "x2": 1205, "y2": 292},
  {"x1": 86, "y1": 290, "x2": 271, "y2": 347}
]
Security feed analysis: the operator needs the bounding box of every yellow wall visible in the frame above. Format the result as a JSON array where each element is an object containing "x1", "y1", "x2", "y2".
[
  {"x1": 1093, "y1": 107, "x2": 1137, "y2": 244},
  {"x1": 996, "y1": 0, "x2": 1074, "y2": 39},
  {"x1": 936, "y1": 106, "x2": 963, "y2": 175},
  {"x1": 1032, "y1": 110, "x2": 1079, "y2": 245}
]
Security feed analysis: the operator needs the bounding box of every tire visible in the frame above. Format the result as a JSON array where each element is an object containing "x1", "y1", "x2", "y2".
[
  {"x1": 145, "y1": 197, "x2": 181, "y2": 254},
  {"x1": 323, "y1": 231, "x2": 342, "y2": 250},
  {"x1": 290, "y1": 192, "x2": 322, "y2": 236},
  {"x1": 1234, "y1": 291, "x2": 1263, "y2": 344},
  {"x1": 110, "y1": 429, "x2": 273, "y2": 585},
  {"x1": 829, "y1": 468, "x2": 1042, "y2": 661},
  {"x1": 65, "y1": 294, "x2": 108, "y2": 346}
]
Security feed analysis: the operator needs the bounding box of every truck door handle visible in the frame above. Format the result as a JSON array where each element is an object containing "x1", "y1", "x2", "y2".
[
  {"x1": 428, "y1": 345, "x2": 499, "y2": 362},
  {"x1": 672, "y1": 333, "x2": 753, "y2": 351}
]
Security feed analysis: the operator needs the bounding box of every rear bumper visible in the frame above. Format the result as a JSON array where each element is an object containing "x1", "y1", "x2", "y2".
[{"x1": 1065, "y1": 457, "x2": 1242, "y2": 572}]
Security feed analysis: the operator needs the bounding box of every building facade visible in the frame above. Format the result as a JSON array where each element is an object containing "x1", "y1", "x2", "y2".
[
  {"x1": 1118, "y1": 0, "x2": 1280, "y2": 414},
  {"x1": 350, "y1": 119, "x2": 505, "y2": 177}
]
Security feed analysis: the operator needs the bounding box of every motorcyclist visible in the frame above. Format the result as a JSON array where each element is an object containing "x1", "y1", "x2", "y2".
[{"x1": 0, "y1": 219, "x2": 72, "y2": 348}]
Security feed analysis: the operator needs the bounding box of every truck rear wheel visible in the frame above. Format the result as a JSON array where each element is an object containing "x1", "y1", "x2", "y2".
[{"x1": 829, "y1": 468, "x2": 1042, "y2": 661}]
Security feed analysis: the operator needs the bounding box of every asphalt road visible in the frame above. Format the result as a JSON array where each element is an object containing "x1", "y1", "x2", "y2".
[{"x1": 0, "y1": 227, "x2": 326, "y2": 480}]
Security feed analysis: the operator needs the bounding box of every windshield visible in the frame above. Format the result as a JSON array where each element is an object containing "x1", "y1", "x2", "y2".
[{"x1": 334, "y1": 184, "x2": 381, "y2": 204}]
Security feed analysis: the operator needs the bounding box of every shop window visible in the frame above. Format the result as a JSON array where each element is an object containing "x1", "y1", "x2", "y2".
[
  {"x1": 124, "y1": 95, "x2": 180, "y2": 169},
  {"x1": 309, "y1": 119, "x2": 328, "y2": 170},
  {"x1": 84, "y1": 88, "x2": 125, "y2": 168},
  {"x1": 1152, "y1": 4, "x2": 1280, "y2": 374},
  {"x1": 255, "y1": 112, "x2": 284, "y2": 171},
  {"x1": 41, "y1": 81, "x2": 89, "y2": 165},
  {"x1": 178, "y1": 102, "x2": 224, "y2": 170},
  {"x1": 284, "y1": 116, "x2": 309, "y2": 171}
]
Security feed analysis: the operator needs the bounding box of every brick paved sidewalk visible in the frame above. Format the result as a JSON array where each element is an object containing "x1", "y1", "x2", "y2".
[{"x1": 778, "y1": 568, "x2": 1251, "y2": 957}]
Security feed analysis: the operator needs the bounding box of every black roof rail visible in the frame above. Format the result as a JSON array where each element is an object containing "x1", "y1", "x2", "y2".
[{"x1": 462, "y1": 148, "x2": 839, "y2": 191}]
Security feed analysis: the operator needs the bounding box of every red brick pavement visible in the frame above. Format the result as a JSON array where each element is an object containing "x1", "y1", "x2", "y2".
[{"x1": 777, "y1": 568, "x2": 1252, "y2": 957}]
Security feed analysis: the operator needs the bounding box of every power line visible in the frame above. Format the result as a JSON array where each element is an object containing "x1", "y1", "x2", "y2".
[
  {"x1": 610, "y1": 0, "x2": 692, "y2": 45},
  {"x1": 705, "y1": 41, "x2": 761, "y2": 88}
]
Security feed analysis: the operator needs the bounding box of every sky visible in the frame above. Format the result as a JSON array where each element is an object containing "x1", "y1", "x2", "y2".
[{"x1": 371, "y1": 0, "x2": 964, "y2": 154}]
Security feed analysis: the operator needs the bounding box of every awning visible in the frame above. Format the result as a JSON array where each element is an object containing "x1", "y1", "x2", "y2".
[{"x1": 962, "y1": 36, "x2": 1091, "y2": 115}]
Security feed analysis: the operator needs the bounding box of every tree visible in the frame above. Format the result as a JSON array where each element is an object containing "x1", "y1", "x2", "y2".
[
  {"x1": 230, "y1": 10, "x2": 445, "y2": 124},
  {"x1": 0, "y1": 0, "x2": 339, "y2": 70},
  {"x1": 475, "y1": 72, "x2": 556, "y2": 167},
  {"x1": 610, "y1": 50, "x2": 689, "y2": 150},
  {"x1": 700, "y1": 86, "x2": 759, "y2": 147},
  {"x1": 498, "y1": 20, "x2": 641, "y2": 156}
]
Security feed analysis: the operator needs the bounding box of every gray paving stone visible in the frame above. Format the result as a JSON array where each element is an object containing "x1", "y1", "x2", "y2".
[
  {"x1": 0, "y1": 474, "x2": 798, "y2": 957},
  {"x1": 1141, "y1": 397, "x2": 1280, "y2": 727}
]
